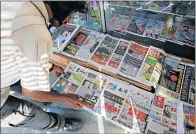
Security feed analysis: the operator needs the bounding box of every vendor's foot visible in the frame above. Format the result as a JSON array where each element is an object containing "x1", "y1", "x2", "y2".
[{"x1": 63, "y1": 118, "x2": 83, "y2": 132}]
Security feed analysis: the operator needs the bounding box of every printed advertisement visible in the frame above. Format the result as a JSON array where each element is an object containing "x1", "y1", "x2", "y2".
[
  {"x1": 182, "y1": 104, "x2": 195, "y2": 134},
  {"x1": 175, "y1": 23, "x2": 195, "y2": 46},
  {"x1": 159, "y1": 58, "x2": 186, "y2": 94},
  {"x1": 180, "y1": 66, "x2": 195, "y2": 105},
  {"x1": 126, "y1": 16, "x2": 148, "y2": 36},
  {"x1": 63, "y1": 29, "x2": 91, "y2": 56},
  {"x1": 76, "y1": 31, "x2": 105, "y2": 61},
  {"x1": 107, "y1": 39, "x2": 130, "y2": 70},
  {"x1": 137, "y1": 46, "x2": 166, "y2": 87},
  {"x1": 75, "y1": 70, "x2": 108, "y2": 110},
  {"x1": 90, "y1": 35, "x2": 119, "y2": 65},
  {"x1": 108, "y1": 14, "x2": 131, "y2": 32},
  {"x1": 144, "y1": 19, "x2": 164, "y2": 39},
  {"x1": 119, "y1": 41, "x2": 149, "y2": 78}
]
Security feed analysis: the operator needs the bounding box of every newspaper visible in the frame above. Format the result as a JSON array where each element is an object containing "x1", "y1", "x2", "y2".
[
  {"x1": 180, "y1": 66, "x2": 195, "y2": 105},
  {"x1": 75, "y1": 31, "x2": 105, "y2": 61},
  {"x1": 159, "y1": 58, "x2": 186, "y2": 95},
  {"x1": 146, "y1": 87, "x2": 178, "y2": 134},
  {"x1": 125, "y1": 16, "x2": 148, "y2": 36},
  {"x1": 117, "y1": 85, "x2": 154, "y2": 133},
  {"x1": 52, "y1": 23, "x2": 80, "y2": 51},
  {"x1": 118, "y1": 41, "x2": 149, "y2": 79},
  {"x1": 95, "y1": 78, "x2": 129, "y2": 123},
  {"x1": 108, "y1": 14, "x2": 131, "y2": 32},
  {"x1": 143, "y1": 19, "x2": 164, "y2": 40},
  {"x1": 175, "y1": 23, "x2": 195, "y2": 46},
  {"x1": 52, "y1": 62, "x2": 89, "y2": 94},
  {"x1": 89, "y1": 35, "x2": 120, "y2": 67},
  {"x1": 75, "y1": 70, "x2": 108, "y2": 110},
  {"x1": 137, "y1": 46, "x2": 166, "y2": 88},
  {"x1": 62, "y1": 28, "x2": 91, "y2": 57},
  {"x1": 177, "y1": 102, "x2": 195, "y2": 134},
  {"x1": 107, "y1": 39, "x2": 130, "y2": 72}
]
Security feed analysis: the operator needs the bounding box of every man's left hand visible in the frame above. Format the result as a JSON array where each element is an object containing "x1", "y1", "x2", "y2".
[{"x1": 52, "y1": 65, "x2": 64, "y2": 77}]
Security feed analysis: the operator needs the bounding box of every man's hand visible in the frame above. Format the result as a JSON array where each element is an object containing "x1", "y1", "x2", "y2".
[
  {"x1": 62, "y1": 93, "x2": 85, "y2": 109},
  {"x1": 51, "y1": 64, "x2": 64, "y2": 77}
]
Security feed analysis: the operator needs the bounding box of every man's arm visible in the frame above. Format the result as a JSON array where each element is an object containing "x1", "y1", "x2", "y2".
[{"x1": 22, "y1": 87, "x2": 84, "y2": 109}]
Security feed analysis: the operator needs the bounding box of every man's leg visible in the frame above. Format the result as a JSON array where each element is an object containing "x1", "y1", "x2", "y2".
[{"x1": 1, "y1": 96, "x2": 83, "y2": 132}]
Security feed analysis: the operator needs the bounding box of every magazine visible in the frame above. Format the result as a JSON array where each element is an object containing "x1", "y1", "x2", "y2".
[
  {"x1": 144, "y1": 19, "x2": 164, "y2": 40},
  {"x1": 107, "y1": 39, "x2": 130, "y2": 72},
  {"x1": 63, "y1": 28, "x2": 91, "y2": 57},
  {"x1": 118, "y1": 41, "x2": 149, "y2": 78},
  {"x1": 125, "y1": 16, "x2": 148, "y2": 36},
  {"x1": 137, "y1": 46, "x2": 166, "y2": 88},
  {"x1": 145, "y1": 1, "x2": 173, "y2": 12},
  {"x1": 175, "y1": 23, "x2": 195, "y2": 47},
  {"x1": 159, "y1": 58, "x2": 186, "y2": 94},
  {"x1": 117, "y1": 85, "x2": 154, "y2": 133},
  {"x1": 75, "y1": 70, "x2": 108, "y2": 110},
  {"x1": 89, "y1": 35, "x2": 120, "y2": 67},
  {"x1": 186, "y1": 2, "x2": 195, "y2": 16},
  {"x1": 75, "y1": 31, "x2": 105, "y2": 62},
  {"x1": 173, "y1": 2, "x2": 188, "y2": 15},
  {"x1": 52, "y1": 23, "x2": 80, "y2": 51},
  {"x1": 95, "y1": 78, "x2": 129, "y2": 123},
  {"x1": 161, "y1": 16, "x2": 177, "y2": 41},
  {"x1": 108, "y1": 14, "x2": 131, "y2": 32},
  {"x1": 177, "y1": 102, "x2": 195, "y2": 134},
  {"x1": 180, "y1": 65, "x2": 195, "y2": 105}
]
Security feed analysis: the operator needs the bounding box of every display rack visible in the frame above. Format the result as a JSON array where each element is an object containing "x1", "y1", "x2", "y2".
[{"x1": 102, "y1": 1, "x2": 195, "y2": 60}]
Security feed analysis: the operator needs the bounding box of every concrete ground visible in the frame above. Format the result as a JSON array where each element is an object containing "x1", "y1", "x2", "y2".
[{"x1": 1, "y1": 73, "x2": 126, "y2": 134}]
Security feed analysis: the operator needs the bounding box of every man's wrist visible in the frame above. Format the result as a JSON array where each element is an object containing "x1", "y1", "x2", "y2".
[{"x1": 49, "y1": 62, "x2": 54, "y2": 72}]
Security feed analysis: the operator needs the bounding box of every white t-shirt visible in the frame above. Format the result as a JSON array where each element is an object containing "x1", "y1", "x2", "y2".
[{"x1": 1, "y1": 2, "x2": 53, "y2": 107}]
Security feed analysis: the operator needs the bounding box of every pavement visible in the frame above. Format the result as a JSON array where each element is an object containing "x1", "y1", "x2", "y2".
[{"x1": 1, "y1": 73, "x2": 126, "y2": 134}]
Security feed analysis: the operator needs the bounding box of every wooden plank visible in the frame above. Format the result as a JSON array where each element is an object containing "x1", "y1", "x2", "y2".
[{"x1": 50, "y1": 53, "x2": 153, "y2": 91}]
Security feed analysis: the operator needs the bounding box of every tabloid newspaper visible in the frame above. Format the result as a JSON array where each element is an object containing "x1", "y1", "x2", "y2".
[
  {"x1": 89, "y1": 35, "x2": 120, "y2": 69},
  {"x1": 118, "y1": 41, "x2": 149, "y2": 79},
  {"x1": 107, "y1": 14, "x2": 131, "y2": 32},
  {"x1": 52, "y1": 23, "x2": 80, "y2": 52},
  {"x1": 107, "y1": 39, "x2": 130, "y2": 72},
  {"x1": 177, "y1": 102, "x2": 195, "y2": 134},
  {"x1": 125, "y1": 16, "x2": 148, "y2": 36},
  {"x1": 146, "y1": 87, "x2": 179, "y2": 134},
  {"x1": 117, "y1": 85, "x2": 154, "y2": 133},
  {"x1": 95, "y1": 78, "x2": 129, "y2": 123},
  {"x1": 75, "y1": 31, "x2": 105, "y2": 62},
  {"x1": 137, "y1": 46, "x2": 166, "y2": 88},
  {"x1": 62, "y1": 28, "x2": 91, "y2": 57}
]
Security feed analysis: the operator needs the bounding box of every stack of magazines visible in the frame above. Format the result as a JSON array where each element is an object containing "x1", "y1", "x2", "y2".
[{"x1": 51, "y1": 62, "x2": 195, "y2": 134}]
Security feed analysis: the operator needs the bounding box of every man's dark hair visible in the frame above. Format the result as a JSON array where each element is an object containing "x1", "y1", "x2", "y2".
[{"x1": 44, "y1": 1, "x2": 87, "y2": 24}]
